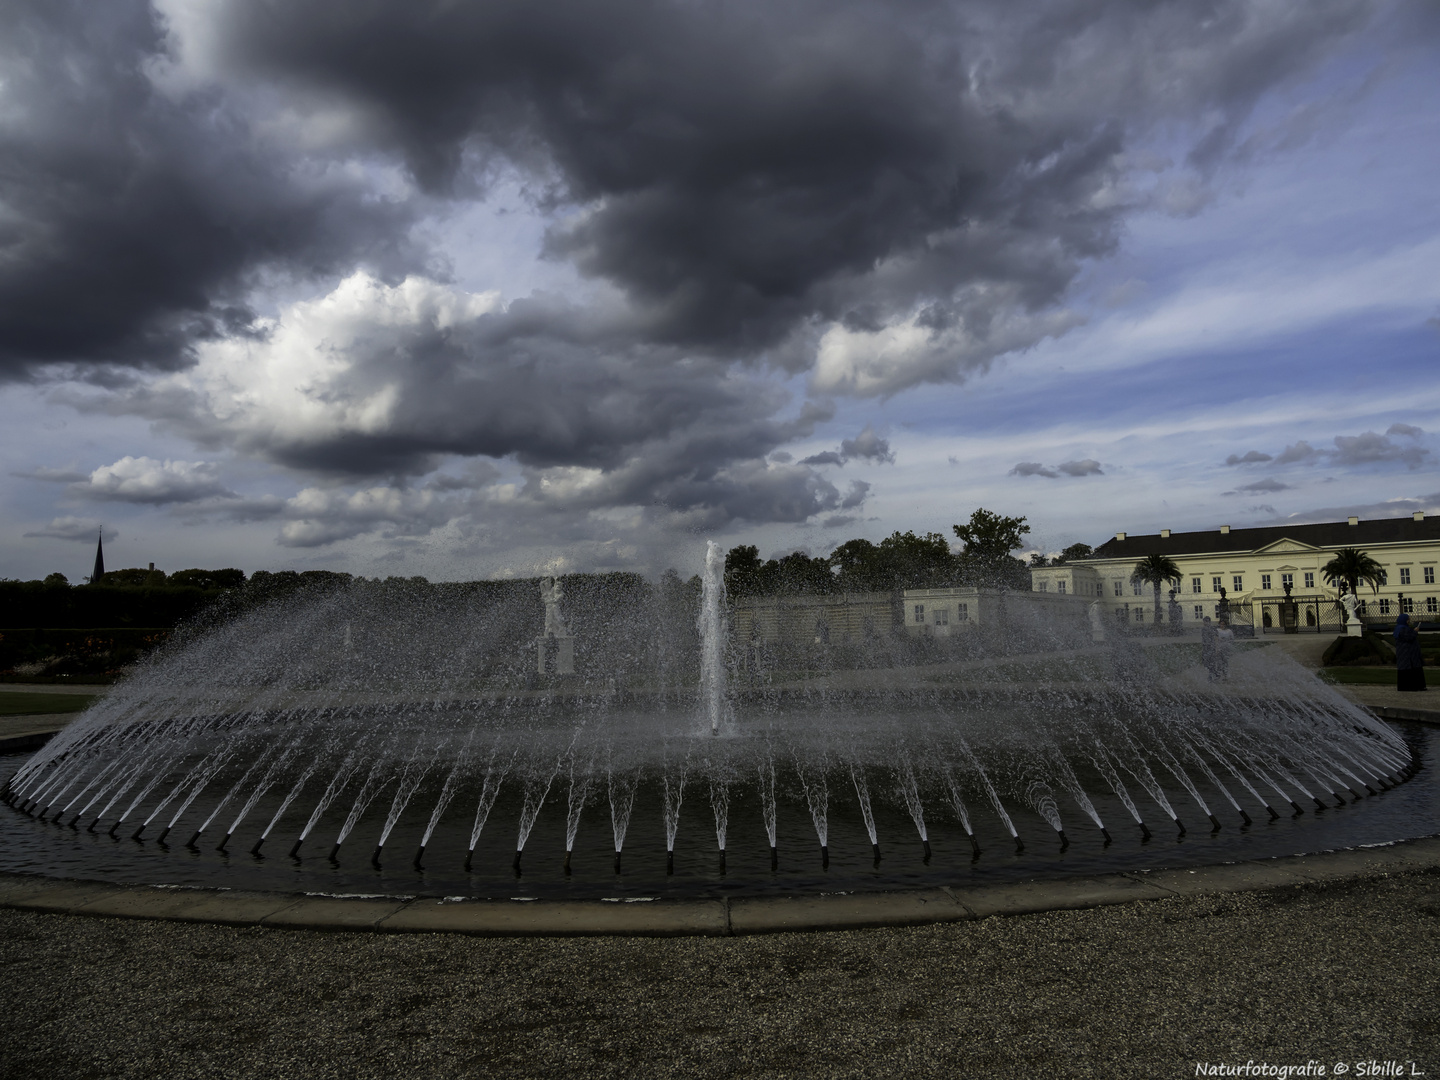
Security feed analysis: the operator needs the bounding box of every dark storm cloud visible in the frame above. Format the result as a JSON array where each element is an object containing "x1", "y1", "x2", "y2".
[
  {"x1": 839, "y1": 427, "x2": 895, "y2": 465},
  {"x1": 1273, "y1": 440, "x2": 1323, "y2": 465},
  {"x1": 1010, "y1": 458, "x2": 1101, "y2": 478},
  {"x1": 1224, "y1": 450, "x2": 1273, "y2": 465},
  {"x1": 1234, "y1": 478, "x2": 1290, "y2": 493},
  {"x1": 182, "y1": 0, "x2": 1372, "y2": 368},
  {"x1": 800, "y1": 425, "x2": 893, "y2": 466},
  {"x1": 1223, "y1": 431, "x2": 1430, "y2": 474},
  {"x1": 10, "y1": 0, "x2": 1375, "y2": 384},
  {"x1": 2, "y1": 0, "x2": 1386, "y2": 548},
  {"x1": 1332, "y1": 431, "x2": 1431, "y2": 469},
  {"x1": 0, "y1": 0, "x2": 418, "y2": 381},
  {"x1": 1011, "y1": 462, "x2": 1059, "y2": 478}
]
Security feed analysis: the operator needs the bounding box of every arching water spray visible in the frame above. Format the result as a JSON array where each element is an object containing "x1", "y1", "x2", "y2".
[
  {"x1": 663, "y1": 749, "x2": 689, "y2": 875},
  {"x1": 607, "y1": 763, "x2": 640, "y2": 873},
  {"x1": 1024, "y1": 781, "x2": 1067, "y2": 850},
  {"x1": 793, "y1": 750, "x2": 829, "y2": 867},
  {"x1": 758, "y1": 746, "x2": 778, "y2": 868},
  {"x1": 465, "y1": 747, "x2": 516, "y2": 870},
  {"x1": 894, "y1": 751, "x2": 930, "y2": 862},
  {"x1": 849, "y1": 760, "x2": 879, "y2": 863}
]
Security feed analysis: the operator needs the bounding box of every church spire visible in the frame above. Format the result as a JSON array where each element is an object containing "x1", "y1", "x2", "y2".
[{"x1": 92, "y1": 530, "x2": 105, "y2": 584}]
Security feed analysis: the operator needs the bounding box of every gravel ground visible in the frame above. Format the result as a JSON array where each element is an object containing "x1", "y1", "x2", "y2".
[{"x1": 2, "y1": 872, "x2": 1439, "y2": 1080}]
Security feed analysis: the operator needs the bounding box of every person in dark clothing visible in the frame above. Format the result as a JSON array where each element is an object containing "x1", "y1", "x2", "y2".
[{"x1": 1395, "y1": 612, "x2": 1426, "y2": 692}]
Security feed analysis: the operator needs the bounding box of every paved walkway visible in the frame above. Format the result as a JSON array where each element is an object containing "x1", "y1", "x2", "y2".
[{"x1": 2, "y1": 860, "x2": 1436, "y2": 1078}]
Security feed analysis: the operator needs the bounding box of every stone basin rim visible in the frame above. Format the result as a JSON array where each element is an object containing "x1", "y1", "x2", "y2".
[{"x1": 3, "y1": 834, "x2": 1438, "y2": 936}]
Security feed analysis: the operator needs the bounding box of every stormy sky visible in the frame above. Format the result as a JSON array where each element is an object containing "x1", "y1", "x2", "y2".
[{"x1": 3, "y1": 0, "x2": 1438, "y2": 580}]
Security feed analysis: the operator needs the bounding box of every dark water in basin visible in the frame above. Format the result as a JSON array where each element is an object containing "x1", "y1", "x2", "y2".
[{"x1": 3, "y1": 722, "x2": 1435, "y2": 901}]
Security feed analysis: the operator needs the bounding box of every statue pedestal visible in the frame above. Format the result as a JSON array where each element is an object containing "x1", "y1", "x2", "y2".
[
  {"x1": 537, "y1": 634, "x2": 574, "y2": 675},
  {"x1": 1345, "y1": 616, "x2": 1363, "y2": 638}
]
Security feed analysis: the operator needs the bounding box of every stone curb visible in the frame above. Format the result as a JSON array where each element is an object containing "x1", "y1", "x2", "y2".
[
  {"x1": 0, "y1": 731, "x2": 61, "y2": 753},
  {"x1": 3, "y1": 835, "x2": 1438, "y2": 937}
]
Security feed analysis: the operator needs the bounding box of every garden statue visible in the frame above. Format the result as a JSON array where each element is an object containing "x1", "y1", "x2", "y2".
[{"x1": 537, "y1": 576, "x2": 575, "y2": 674}]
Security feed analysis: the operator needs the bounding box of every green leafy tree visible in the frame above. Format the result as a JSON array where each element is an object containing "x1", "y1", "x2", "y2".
[
  {"x1": 876, "y1": 531, "x2": 956, "y2": 589},
  {"x1": 168, "y1": 568, "x2": 246, "y2": 590},
  {"x1": 99, "y1": 567, "x2": 167, "y2": 588},
  {"x1": 1052, "y1": 543, "x2": 1093, "y2": 565},
  {"x1": 1131, "y1": 554, "x2": 1183, "y2": 625},
  {"x1": 1029, "y1": 553, "x2": 1049, "y2": 568},
  {"x1": 723, "y1": 545, "x2": 764, "y2": 597},
  {"x1": 827, "y1": 538, "x2": 882, "y2": 592},
  {"x1": 952, "y1": 509, "x2": 1030, "y2": 587},
  {"x1": 1321, "y1": 547, "x2": 1387, "y2": 598},
  {"x1": 771, "y1": 551, "x2": 835, "y2": 595}
]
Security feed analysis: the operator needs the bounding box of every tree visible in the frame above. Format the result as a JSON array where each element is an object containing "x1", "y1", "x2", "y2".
[
  {"x1": 827, "y1": 538, "x2": 882, "y2": 592},
  {"x1": 168, "y1": 568, "x2": 246, "y2": 591},
  {"x1": 1029, "y1": 553, "x2": 1049, "y2": 568},
  {"x1": 724, "y1": 545, "x2": 764, "y2": 597},
  {"x1": 876, "y1": 531, "x2": 956, "y2": 589},
  {"x1": 953, "y1": 509, "x2": 1030, "y2": 587},
  {"x1": 953, "y1": 509, "x2": 1030, "y2": 555},
  {"x1": 1052, "y1": 543, "x2": 1093, "y2": 565},
  {"x1": 1131, "y1": 554, "x2": 1183, "y2": 625},
  {"x1": 1321, "y1": 548, "x2": 1387, "y2": 598}
]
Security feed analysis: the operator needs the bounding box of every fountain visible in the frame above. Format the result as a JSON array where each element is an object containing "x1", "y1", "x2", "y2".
[{"x1": 0, "y1": 558, "x2": 1429, "y2": 904}]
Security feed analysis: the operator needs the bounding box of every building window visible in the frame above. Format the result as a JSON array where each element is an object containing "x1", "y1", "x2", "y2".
[
  {"x1": 1211, "y1": 576, "x2": 1222, "y2": 593},
  {"x1": 1401, "y1": 597, "x2": 1414, "y2": 614},
  {"x1": 1113, "y1": 581, "x2": 1124, "y2": 597},
  {"x1": 1400, "y1": 568, "x2": 1411, "y2": 585},
  {"x1": 1057, "y1": 580, "x2": 1067, "y2": 594},
  {"x1": 957, "y1": 603, "x2": 969, "y2": 621},
  {"x1": 1191, "y1": 577, "x2": 1201, "y2": 594},
  {"x1": 1425, "y1": 567, "x2": 1435, "y2": 584},
  {"x1": 913, "y1": 604, "x2": 925, "y2": 623},
  {"x1": 1304, "y1": 572, "x2": 1314, "y2": 589},
  {"x1": 936, "y1": 608, "x2": 949, "y2": 625},
  {"x1": 1036, "y1": 581, "x2": 1048, "y2": 592},
  {"x1": 1281, "y1": 573, "x2": 1294, "y2": 590},
  {"x1": 1194, "y1": 605, "x2": 1203, "y2": 620},
  {"x1": 1132, "y1": 581, "x2": 1144, "y2": 596},
  {"x1": 1358, "y1": 600, "x2": 1368, "y2": 615},
  {"x1": 1261, "y1": 574, "x2": 1271, "y2": 590},
  {"x1": 1232, "y1": 575, "x2": 1243, "y2": 592},
  {"x1": 1134, "y1": 608, "x2": 1144, "y2": 622},
  {"x1": 1379, "y1": 599, "x2": 1391, "y2": 616},
  {"x1": 1427, "y1": 597, "x2": 1437, "y2": 614}
]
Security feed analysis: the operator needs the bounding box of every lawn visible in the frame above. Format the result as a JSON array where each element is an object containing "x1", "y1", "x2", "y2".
[{"x1": 0, "y1": 692, "x2": 98, "y2": 717}]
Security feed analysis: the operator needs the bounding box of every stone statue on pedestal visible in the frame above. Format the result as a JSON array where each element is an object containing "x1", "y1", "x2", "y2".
[
  {"x1": 1088, "y1": 600, "x2": 1106, "y2": 643},
  {"x1": 1340, "y1": 590, "x2": 1362, "y2": 637},
  {"x1": 537, "y1": 576, "x2": 575, "y2": 675}
]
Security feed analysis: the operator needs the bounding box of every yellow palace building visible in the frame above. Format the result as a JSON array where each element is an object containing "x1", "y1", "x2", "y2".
[{"x1": 1030, "y1": 512, "x2": 1440, "y2": 632}]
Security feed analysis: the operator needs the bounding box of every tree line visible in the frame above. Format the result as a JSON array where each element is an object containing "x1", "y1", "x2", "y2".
[{"x1": 724, "y1": 509, "x2": 1034, "y2": 597}]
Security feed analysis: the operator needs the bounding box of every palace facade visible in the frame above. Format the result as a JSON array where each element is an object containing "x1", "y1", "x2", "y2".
[{"x1": 1031, "y1": 511, "x2": 1440, "y2": 630}]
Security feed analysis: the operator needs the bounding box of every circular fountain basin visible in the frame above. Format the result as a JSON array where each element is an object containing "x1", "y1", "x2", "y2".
[{"x1": 5, "y1": 579, "x2": 1434, "y2": 931}]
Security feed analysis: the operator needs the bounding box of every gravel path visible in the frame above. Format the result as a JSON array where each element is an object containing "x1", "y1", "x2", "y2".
[{"x1": 2, "y1": 871, "x2": 1438, "y2": 1079}]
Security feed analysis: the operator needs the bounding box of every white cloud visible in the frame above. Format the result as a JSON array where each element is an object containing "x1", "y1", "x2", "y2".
[{"x1": 72, "y1": 456, "x2": 233, "y2": 504}]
